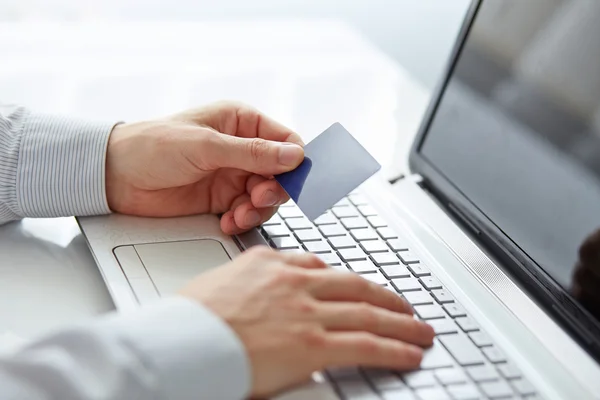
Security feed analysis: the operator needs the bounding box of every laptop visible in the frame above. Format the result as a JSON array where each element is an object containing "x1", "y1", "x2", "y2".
[{"x1": 77, "y1": 1, "x2": 600, "y2": 399}]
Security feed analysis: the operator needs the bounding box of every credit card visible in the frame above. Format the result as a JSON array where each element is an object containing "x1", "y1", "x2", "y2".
[{"x1": 275, "y1": 122, "x2": 381, "y2": 220}]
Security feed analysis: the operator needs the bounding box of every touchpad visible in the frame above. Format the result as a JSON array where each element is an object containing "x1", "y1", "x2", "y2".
[{"x1": 134, "y1": 240, "x2": 231, "y2": 295}]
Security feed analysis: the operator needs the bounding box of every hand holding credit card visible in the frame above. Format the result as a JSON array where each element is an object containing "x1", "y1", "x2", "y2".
[{"x1": 275, "y1": 123, "x2": 381, "y2": 220}]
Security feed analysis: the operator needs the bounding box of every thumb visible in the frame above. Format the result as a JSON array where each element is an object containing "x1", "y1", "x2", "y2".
[{"x1": 206, "y1": 134, "x2": 305, "y2": 175}]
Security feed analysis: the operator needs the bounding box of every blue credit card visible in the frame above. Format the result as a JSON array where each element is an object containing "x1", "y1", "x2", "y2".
[{"x1": 275, "y1": 122, "x2": 381, "y2": 220}]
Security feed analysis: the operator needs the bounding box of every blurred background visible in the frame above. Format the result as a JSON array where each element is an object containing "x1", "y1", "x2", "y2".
[{"x1": 0, "y1": 0, "x2": 470, "y2": 90}]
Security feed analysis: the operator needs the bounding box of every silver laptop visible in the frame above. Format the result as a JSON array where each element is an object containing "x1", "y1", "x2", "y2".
[{"x1": 77, "y1": 1, "x2": 600, "y2": 399}]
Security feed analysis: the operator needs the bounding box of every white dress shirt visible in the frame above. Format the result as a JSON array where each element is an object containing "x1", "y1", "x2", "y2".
[{"x1": 0, "y1": 104, "x2": 251, "y2": 400}]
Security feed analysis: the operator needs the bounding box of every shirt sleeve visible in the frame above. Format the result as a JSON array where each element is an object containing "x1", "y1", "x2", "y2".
[
  {"x1": 0, "y1": 297, "x2": 251, "y2": 400},
  {"x1": 0, "y1": 103, "x2": 114, "y2": 225}
]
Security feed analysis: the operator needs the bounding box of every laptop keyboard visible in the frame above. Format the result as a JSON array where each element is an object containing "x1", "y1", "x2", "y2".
[{"x1": 260, "y1": 193, "x2": 542, "y2": 400}]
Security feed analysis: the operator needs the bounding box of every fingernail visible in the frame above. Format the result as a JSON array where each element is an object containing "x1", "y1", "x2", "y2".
[
  {"x1": 262, "y1": 190, "x2": 278, "y2": 207},
  {"x1": 278, "y1": 143, "x2": 304, "y2": 166},
  {"x1": 245, "y1": 210, "x2": 261, "y2": 227},
  {"x1": 407, "y1": 345, "x2": 423, "y2": 363},
  {"x1": 420, "y1": 321, "x2": 435, "y2": 338}
]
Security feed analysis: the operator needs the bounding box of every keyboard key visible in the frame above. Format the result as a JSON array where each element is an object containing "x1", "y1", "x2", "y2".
[
  {"x1": 480, "y1": 381, "x2": 514, "y2": 398},
  {"x1": 279, "y1": 248, "x2": 305, "y2": 254},
  {"x1": 387, "y1": 238, "x2": 409, "y2": 252},
  {"x1": 358, "y1": 205, "x2": 378, "y2": 217},
  {"x1": 420, "y1": 343, "x2": 454, "y2": 369},
  {"x1": 263, "y1": 214, "x2": 283, "y2": 225},
  {"x1": 428, "y1": 318, "x2": 459, "y2": 335},
  {"x1": 271, "y1": 236, "x2": 300, "y2": 249},
  {"x1": 482, "y1": 347, "x2": 506, "y2": 364},
  {"x1": 435, "y1": 368, "x2": 467, "y2": 385},
  {"x1": 466, "y1": 365, "x2": 499, "y2": 382},
  {"x1": 263, "y1": 225, "x2": 291, "y2": 238},
  {"x1": 382, "y1": 389, "x2": 417, "y2": 400},
  {"x1": 339, "y1": 248, "x2": 368, "y2": 262},
  {"x1": 497, "y1": 363, "x2": 522, "y2": 380},
  {"x1": 402, "y1": 290, "x2": 434, "y2": 305},
  {"x1": 511, "y1": 378, "x2": 536, "y2": 396},
  {"x1": 331, "y1": 264, "x2": 351, "y2": 273},
  {"x1": 371, "y1": 252, "x2": 401, "y2": 266},
  {"x1": 377, "y1": 227, "x2": 398, "y2": 239},
  {"x1": 438, "y1": 334, "x2": 485, "y2": 366},
  {"x1": 335, "y1": 380, "x2": 380, "y2": 400},
  {"x1": 444, "y1": 304, "x2": 467, "y2": 318},
  {"x1": 361, "y1": 271, "x2": 388, "y2": 285},
  {"x1": 335, "y1": 198, "x2": 352, "y2": 207},
  {"x1": 415, "y1": 304, "x2": 446, "y2": 320},
  {"x1": 361, "y1": 240, "x2": 390, "y2": 253},
  {"x1": 314, "y1": 212, "x2": 337, "y2": 225},
  {"x1": 398, "y1": 250, "x2": 420, "y2": 264},
  {"x1": 414, "y1": 387, "x2": 450, "y2": 400},
  {"x1": 303, "y1": 240, "x2": 332, "y2": 253},
  {"x1": 363, "y1": 369, "x2": 405, "y2": 391},
  {"x1": 333, "y1": 206, "x2": 360, "y2": 218},
  {"x1": 404, "y1": 370, "x2": 436, "y2": 388},
  {"x1": 295, "y1": 229, "x2": 323, "y2": 242},
  {"x1": 348, "y1": 260, "x2": 378, "y2": 273},
  {"x1": 342, "y1": 217, "x2": 369, "y2": 230},
  {"x1": 349, "y1": 194, "x2": 369, "y2": 206},
  {"x1": 420, "y1": 277, "x2": 443, "y2": 291},
  {"x1": 278, "y1": 207, "x2": 304, "y2": 218},
  {"x1": 407, "y1": 263, "x2": 431, "y2": 277},
  {"x1": 351, "y1": 229, "x2": 380, "y2": 241},
  {"x1": 286, "y1": 218, "x2": 313, "y2": 230},
  {"x1": 317, "y1": 252, "x2": 343, "y2": 266},
  {"x1": 392, "y1": 278, "x2": 422, "y2": 292},
  {"x1": 431, "y1": 289, "x2": 455, "y2": 304},
  {"x1": 320, "y1": 224, "x2": 347, "y2": 237},
  {"x1": 367, "y1": 216, "x2": 387, "y2": 228},
  {"x1": 455, "y1": 317, "x2": 479, "y2": 332},
  {"x1": 446, "y1": 383, "x2": 481, "y2": 400},
  {"x1": 381, "y1": 265, "x2": 411, "y2": 279},
  {"x1": 468, "y1": 331, "x2": 493, "y2": 347},
  {"x1": 329, "y1": 235, "x2": 357, "y2": 249}
]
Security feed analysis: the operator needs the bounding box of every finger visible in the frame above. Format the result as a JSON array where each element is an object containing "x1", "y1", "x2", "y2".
[
  {"x1": 182, "y1": 101, "x2": 304, "y2": 145},
  {"x1": 234, "y1": 104, "x2": 304, "y2": 145},
  {"x1": 279, "y1": 252, "x2": 328, "y2": 270},
  {"x1": 306, "y1": 271, "x2": 413, "y2": 315},
  {"x1": 320, "y1": 332, "x2": 423, "y2": 371},
  {"x1": 249, "y1": 179, "x2": 290, "y2": 208},
  {"x1": 220, "y1": 211, "x2": 242, "y2": 235},
  {"x1": 204, "y1": 133, "x2": 304, "y2": 176},
  {"x1": 232, "y1": 200, "x2": 278, "y2": 231},
  {"x1": 221, "y1": 206, "x2": 276, "y2": 235},
  {"x1": 318, "y1": 302, "x2": 434, "y2": 347}
]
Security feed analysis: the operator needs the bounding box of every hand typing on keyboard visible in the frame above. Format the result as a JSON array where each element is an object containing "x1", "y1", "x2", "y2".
[{"x1": 179, "y1": 246, "x2": 435, "y2": 398}]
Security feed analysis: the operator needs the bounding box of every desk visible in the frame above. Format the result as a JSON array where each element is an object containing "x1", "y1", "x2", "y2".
[{"x1": 0, "y1": 20, "x2": 429, "y2": 347}]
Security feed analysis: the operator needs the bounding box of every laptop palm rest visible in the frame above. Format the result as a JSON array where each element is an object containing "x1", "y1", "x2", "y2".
[{"x1": 113, "y1": 240, "x2": 231, "y2": 303}]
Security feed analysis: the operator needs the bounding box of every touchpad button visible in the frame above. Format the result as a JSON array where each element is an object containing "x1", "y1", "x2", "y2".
[{"x1": 134, "y1": 240, "x2": 231, "y2": 296}]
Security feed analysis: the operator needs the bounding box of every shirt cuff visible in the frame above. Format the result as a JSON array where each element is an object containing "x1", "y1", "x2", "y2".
[
  {"x1": 97, "y1": 297, "x2": 251, "y2": 400},
  {"x1": 16, "y1": 111, "x2": 116, "y2": 218}
]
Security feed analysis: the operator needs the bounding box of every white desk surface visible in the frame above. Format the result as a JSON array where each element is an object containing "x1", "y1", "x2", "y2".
[{"x1": 0, "y1": 20, "x2": 429, "y2": 345}]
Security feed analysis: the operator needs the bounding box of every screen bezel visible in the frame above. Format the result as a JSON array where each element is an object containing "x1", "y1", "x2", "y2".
[{"x1": 408, "y1": 0, "x2": 600, "y2": 359}]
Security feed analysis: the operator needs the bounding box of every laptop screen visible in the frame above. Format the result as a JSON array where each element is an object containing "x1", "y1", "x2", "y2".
[{"x1": 416, "y1": 0, "x2": 600, "y2": 342}]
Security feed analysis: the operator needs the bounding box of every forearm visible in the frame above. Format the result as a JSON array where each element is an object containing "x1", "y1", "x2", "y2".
[
  {"x1": 0, "y1": 104, "x2": 115, "y2": 225},
  {"x1": 0, "y1": 297, "x2": 251, "y2": 400}
]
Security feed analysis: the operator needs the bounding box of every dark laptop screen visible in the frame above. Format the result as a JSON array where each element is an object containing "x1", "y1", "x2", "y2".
[{"x1": 419, "y1": 0, "x2": 600, "y2": 330}]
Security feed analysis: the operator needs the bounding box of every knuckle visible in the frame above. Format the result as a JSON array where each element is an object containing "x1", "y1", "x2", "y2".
[
  {"x1": 248, "y1": 138, "x2": 270, "y2": 162},
  {"x1": 277, "y1": 268, "x2": 310, "y2": 287},
  {"x1": 356, "y1": 335, "x2": 381, "y2": 357},
  {"x1": 298, "y1": 326, "x2": 327, "y2": 348},
  {"x1": 357, "y1": 304, "x2": 379, "y2": 329}
]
